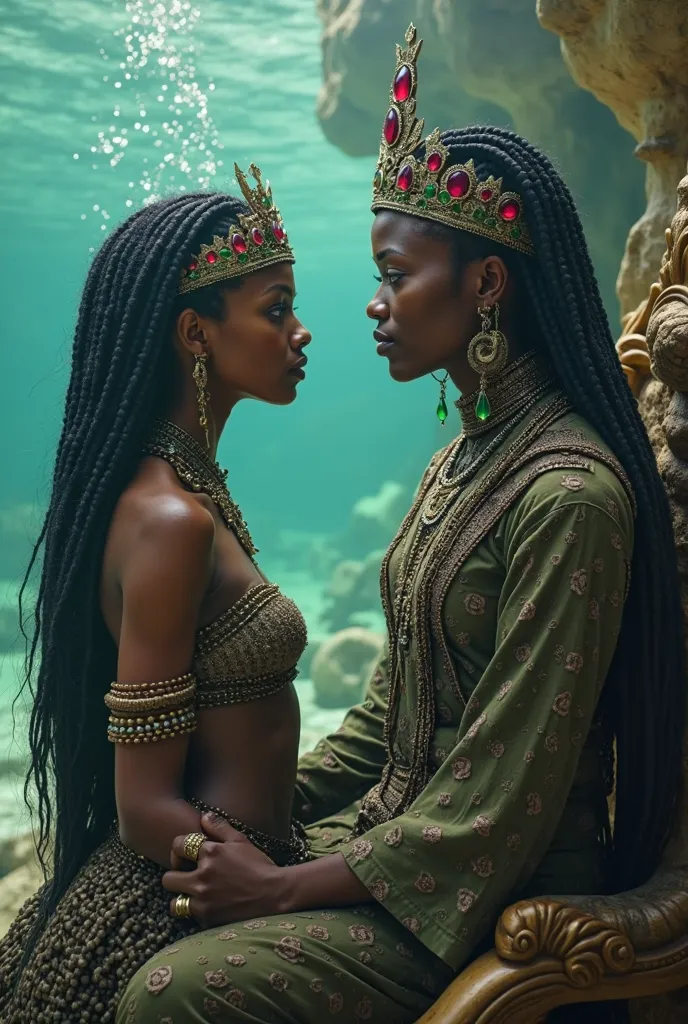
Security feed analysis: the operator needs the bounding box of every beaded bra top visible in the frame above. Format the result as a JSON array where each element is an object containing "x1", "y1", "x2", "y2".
[
  {"x1": 192, "y1": 582, "x2": 307, "y2": 709},
  {"x1": 106, "y1": 582, "x2": 307, "y2": 743}
]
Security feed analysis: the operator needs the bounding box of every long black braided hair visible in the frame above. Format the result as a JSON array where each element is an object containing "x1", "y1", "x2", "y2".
[
  {"x1": 415, "y1": 125, "x2": 685, "y2": 891},
  {"x1": 17, "y1": 191, "x2": 255, "y2": 930}
]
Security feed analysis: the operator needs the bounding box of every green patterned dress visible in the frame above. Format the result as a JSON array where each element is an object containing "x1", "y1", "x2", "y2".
[{"x1": 119, "y1": 386, "x2": 635, "y2": 1023}]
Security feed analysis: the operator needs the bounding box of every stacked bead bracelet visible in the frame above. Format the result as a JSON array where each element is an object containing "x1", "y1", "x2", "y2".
[{"x1": 105, "y1": 672, "x2": 198, "y2": 744}]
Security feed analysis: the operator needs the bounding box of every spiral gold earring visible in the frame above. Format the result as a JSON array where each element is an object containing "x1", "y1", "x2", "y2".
[
  {"x1": 467, "y1": 303, "x2": 509, "y2": 422},
  {"x1": 192, "y1": 352, "x2": 211, "y2": 449}
]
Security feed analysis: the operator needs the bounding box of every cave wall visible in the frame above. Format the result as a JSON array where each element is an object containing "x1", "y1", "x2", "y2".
[{"x1": 537, "y1": 0, "x2": 688, "y2": 318}]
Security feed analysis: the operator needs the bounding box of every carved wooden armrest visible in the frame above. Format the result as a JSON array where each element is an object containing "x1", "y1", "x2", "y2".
[{"x1": 417, "y1": 869, "x2": 688, "y2": 1024}]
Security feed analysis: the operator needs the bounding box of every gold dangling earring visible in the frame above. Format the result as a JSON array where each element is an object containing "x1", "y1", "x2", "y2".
[
  {"x1": 467, "y1": 303, "x2": 509, "y2": 422},
  {"x1": 192, "y1": 352, "x2": 211, "y2": 449},
  {"x1": 431, "y1": 371, "x2": 449, "y2": 426}
]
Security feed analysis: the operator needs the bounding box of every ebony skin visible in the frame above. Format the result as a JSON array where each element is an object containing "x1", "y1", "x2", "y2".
[
  {"x1": 161, "y1": 212, "x2": 529, "y2": 927},
  {"x1": 100, "y1": 260, "x2": 311, "y2": 868},
  {"x1": 368, "y1": 210, "x2": 526, "y2": 393}
]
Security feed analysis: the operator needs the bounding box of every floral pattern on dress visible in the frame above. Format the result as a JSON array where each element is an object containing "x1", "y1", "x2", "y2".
[
  {"x1": 422, "y1": 825, "x2": 443, "y2": 843},
  {"x1": 472, "y1": 814, "x2": 495, "y2": 837},
  {"x1": 464, "y1": 594, "x2": 486, "y2": 616},
  {"x1": 145, "y1": 966, "x2": 173, "y2": 995},
  {"x1": 569, "y1": 569, "x2": 588, "y2": 595},
  {"x1": 452, "y1": 757, "x2": 472, "y2": 780}
]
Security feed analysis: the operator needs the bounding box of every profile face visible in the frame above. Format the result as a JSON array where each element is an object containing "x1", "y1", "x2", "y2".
[
  {"x1": 180, "y1": 261, "x2": 312, "y2": 406},
  {"x1": 367, "y1": 210, "x2": 482, "y2": 382}
]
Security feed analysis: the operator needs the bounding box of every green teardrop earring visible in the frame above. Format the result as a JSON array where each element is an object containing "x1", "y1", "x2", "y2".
[
  {"x1": 467, "y1": 304, "x2": 509, "y2": 422},
  {"x1": 431, "y1": 372, "x2": 449, "y2": 425}
]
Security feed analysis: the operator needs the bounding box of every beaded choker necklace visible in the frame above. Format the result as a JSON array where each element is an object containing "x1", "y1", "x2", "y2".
[
  {"x1": 143, "y1": 419, "x2": 257, "y2": 557},
  {"x1": 456, "y1": 352, "x2": 553, "y2": 438}
]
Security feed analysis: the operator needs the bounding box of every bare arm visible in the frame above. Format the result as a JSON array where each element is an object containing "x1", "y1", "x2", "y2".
[{"x1": 112, "y1": 493, "x2": 214, "y2": 866}]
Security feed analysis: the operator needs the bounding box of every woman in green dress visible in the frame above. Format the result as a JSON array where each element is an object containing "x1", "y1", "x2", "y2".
[{"x1": 120, "y1": 26, "x2": 686, "y2": 1024}]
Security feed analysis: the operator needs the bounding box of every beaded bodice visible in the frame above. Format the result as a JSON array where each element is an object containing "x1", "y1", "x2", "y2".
[{"x1": 192, "y1": 582, "x2": 307, "y2": 708}]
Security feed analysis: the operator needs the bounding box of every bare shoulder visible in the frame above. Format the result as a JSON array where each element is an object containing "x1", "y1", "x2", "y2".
[{"x1": 108, "y1": 463, "x2": 216, "y2": 580}]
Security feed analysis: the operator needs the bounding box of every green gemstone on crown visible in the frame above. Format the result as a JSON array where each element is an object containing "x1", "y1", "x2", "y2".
[
  {"x1": 475, "y1": 391, "x2": 491, "y2": 421},
  {"x1": 452, "y1": 202, "x2": 462, "y2": 213},
  {"x1": 485, "y1": 217, "x2": 496, "y2": 228},
  {"x1": 237, "y1": 253, "x2": 249, "y2": 264},
  {"x1": 416, "y1": 198, "x2": 427, "y2": 208},
  {"x1": 374, "y1": 169, "x2": 383, "y2": 189},
  {"x1": 262, "y1": 196, "x2": 272, "y2": 208},
  {"x1": 188, "y1": 270, "x2": 201, "y2": 280},
  {"x1": 219, "y1": 247, "x2": 232, "y2": 259},
  {"x1": 473, "y1": 208, "x2": 486, "y2": 222},
  {"x1": 424, "y1": 183, "x2": 437, "y2": 199},
  {"x1": 510, "y1": 227, "x2": 522, "y2": 239},
  {"x1": 439, "y1": 190, "x2": 451, "y2": 205}
]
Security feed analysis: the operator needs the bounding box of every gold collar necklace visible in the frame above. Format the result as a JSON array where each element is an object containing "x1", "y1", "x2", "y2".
[{"x1": 456, "y1": 351, "x2": 554, "y2": 437}]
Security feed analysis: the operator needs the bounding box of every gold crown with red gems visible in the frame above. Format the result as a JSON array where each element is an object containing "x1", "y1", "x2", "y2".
[
  {"x1": 372, "y1": 25, "x2": 535, "y2": 256},
  {"x1": 178, "y1": 162, "x2": 294, "y2": 295}
]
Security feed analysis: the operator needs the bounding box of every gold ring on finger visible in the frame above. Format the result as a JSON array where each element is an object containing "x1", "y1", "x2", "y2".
[
  {"x1": 173, "y1": 894, "x2": 192, "y2": 919},
  {"x1": 183, "y1": 832, "x2": 207, "y2": 863}
]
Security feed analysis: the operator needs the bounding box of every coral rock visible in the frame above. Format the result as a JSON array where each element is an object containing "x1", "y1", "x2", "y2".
[{"x1": 310, "y1": 628, "x2": 385, "y2": 709}]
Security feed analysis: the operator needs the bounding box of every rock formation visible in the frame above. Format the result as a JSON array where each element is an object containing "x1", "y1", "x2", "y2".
[
  {"x1": 537, "y1": 0, "x2": 688, "y2": 318},
  {"x1": 321, "y1": 549, "x2": 384, "y2": 632},
  {"x1": 310, "y1": 627, "x2": 385, "y2": 709},
  {"x1": 342, "y1": 481, "x2": 409, "y2": 559}
]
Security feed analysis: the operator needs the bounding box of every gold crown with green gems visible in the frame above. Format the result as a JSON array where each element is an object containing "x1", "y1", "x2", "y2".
[
  {"x1": 371, "y1": 25, "x2": 535, "y2": 257},
  {"x1": 178, "y1": 162, "x2": 294, "y2": 295}
]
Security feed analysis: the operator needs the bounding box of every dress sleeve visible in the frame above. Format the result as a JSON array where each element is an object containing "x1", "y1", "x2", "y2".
[
  {"x1": 340, "y1": 478, "x2": 634, "y2": 971},
  {"x1": 292, "y1": 650, "x2": 389, "y2": 825}
]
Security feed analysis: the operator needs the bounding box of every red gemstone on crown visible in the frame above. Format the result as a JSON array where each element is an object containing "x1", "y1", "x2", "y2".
[
  {"x1": 205, "y1": 251, "x2": 217, "y2": 264},
  {"x1": 446, "y1": 170, "x2": 470, "y2": 198},
  {"x1": 480, "y1": 189, "x2": 493, "y2": 202},
  {"x1": 272, "y1": 221, "x2": 286, "y2": 242},
  {"x1": 231, "y1": 233, "x2": 247, "y2": 254},
  {"x1": 251, "y1": 227, "x2": 265, "y2": 246},
  {"x1": 499, "y1": 198, "x2": 520, "y2": 222},
  {"x1": 188, "y1": 260, "x2": 198, "y2": 271},
  {"x1": 393, "y1": 65, "x2": 412, "y2": 103},
  {"x1": 427, "y1": 152, "x2": 443, "y2": 173},
  {"x1": 396, "y1": 165, "x2": 413, "y2": 192},
  {"x1": 384, "y1": 108, "x2": 400, "y2": 145}
]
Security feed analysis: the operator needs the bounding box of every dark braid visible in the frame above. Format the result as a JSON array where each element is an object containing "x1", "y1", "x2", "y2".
[
  {"x1": 426, "y1": 126, "x2": 685, "y2": 890},
  {"x1": 17, "y1": 191, "x2": 252, "y2": 942}
]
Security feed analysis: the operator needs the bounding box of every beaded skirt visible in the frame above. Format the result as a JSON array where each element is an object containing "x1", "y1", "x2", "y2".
[{"x1": 0, "y1": 805, "x2": 308, "y2": 1023}]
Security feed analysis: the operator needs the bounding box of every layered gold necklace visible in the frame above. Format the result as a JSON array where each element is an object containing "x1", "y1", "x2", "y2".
[{"x1": 143, "y1": 419, "x2": 257, "y2": 558}]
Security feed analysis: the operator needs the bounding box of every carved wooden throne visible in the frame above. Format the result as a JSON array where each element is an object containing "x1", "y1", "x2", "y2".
[{"x1": 417, "y1": 172, "x2": 688, "y2": 1024}]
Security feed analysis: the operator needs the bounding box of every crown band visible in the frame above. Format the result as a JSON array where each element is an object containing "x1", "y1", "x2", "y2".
[
  {"x1": 178, "y1": 163, "x2": 295, "y2": 296},
  {"x1": 371, "y1": 26, "x2": 535, "y2": 257}
]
